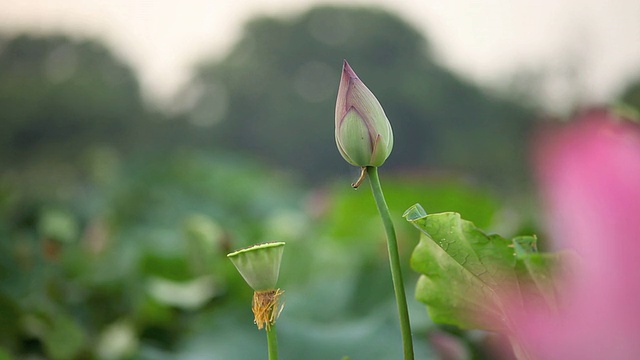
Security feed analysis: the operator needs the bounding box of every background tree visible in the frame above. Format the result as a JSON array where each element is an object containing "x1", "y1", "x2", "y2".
[
  {"x1": 0, "y1": 34, "x2": 147, "y2": 167},
  {"x1": 183, "y1": 6, "x2": 538, "y2": 185},
  {"x1": 619, "y1": 75, "x2": 640, "y2": 111}
]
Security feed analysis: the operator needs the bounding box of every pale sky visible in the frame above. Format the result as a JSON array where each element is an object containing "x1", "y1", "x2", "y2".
[{"x1": 1, "y1": 0, "x2": 639, "y2": 111}]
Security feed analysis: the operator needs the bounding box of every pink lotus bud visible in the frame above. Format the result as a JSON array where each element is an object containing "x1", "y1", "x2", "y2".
[{"x1": 335, "y1": 60, "x2": 393, "y2": 167}]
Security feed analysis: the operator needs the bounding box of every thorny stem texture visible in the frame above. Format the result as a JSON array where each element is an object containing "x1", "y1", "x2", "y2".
[{"x1": 366, "y1": 166, "x2": 414, "y2": 360}]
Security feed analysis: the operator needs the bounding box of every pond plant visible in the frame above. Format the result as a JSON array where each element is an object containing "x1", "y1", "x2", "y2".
[
  {"x1": 335, "y1": 60, "x2": 414, "y2": 359},
  {"x1": 402, "y1": 109, "x2": 640, "y2": 359},
  {"x1": 332, "y1": 62, "x2": 640, "y2": 359},
  {"x1": 228, "y1": 242, "x2": 285, "y2": 360},
  {"x1": 227, "y1": 60, "x2": 640, "y2": 360}
]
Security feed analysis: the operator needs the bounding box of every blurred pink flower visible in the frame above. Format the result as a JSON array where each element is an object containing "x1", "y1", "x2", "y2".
[{"x1": 512, "y1": 109, "x2": 640, "y2": 359}]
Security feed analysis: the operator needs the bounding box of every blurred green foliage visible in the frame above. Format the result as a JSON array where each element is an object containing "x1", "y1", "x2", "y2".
[
  {"x1": 1, "y1": 3, "x2": 639, "y2": 360},
  {"x1": 2, "y1": 146, "x2": 516, "y2": 358}
]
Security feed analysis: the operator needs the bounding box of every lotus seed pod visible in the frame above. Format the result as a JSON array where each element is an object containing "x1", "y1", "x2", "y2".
[{"x1": 227, "y1": 242, "x2": 285, "y2": 291}]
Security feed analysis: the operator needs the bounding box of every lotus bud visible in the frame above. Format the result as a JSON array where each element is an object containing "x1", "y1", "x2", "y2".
[
  {"x1": 335, "y1": 60, "x2": 394, "y2": 168},
  {"x1": 227, "y1": 242, "x2": 285, "y2": 329}
]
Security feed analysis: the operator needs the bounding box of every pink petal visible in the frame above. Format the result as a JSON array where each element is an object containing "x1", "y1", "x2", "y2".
[{"x1": 514, "y1": 109, "x2": 640, "y2": 359}]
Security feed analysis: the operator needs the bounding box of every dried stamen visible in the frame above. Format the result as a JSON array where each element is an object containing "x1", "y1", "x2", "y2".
[
  {"x1": 351, "y1": 166, "x2": 368, "y2": 189},
  {"x1": 252, "y1": 289, "x2": 284, "y2": 330}
]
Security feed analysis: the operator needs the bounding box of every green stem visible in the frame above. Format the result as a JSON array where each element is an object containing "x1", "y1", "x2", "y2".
[
  {"x1": 266, "y1": 323, "x2": 278, "y2": 360},
  {"x1": 366, "y1": 166, "x2": 414, "y2": 360}
]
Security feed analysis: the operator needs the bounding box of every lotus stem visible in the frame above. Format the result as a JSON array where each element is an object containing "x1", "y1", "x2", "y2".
[{"x1": 366, "y1": 166, "x2": 414, "y2": 360}]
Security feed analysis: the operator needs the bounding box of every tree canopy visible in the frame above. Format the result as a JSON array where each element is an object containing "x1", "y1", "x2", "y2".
[
  {"x1": 0, "y1": 34, "x2": 145, "y2": 167},
  {"x1": 185, "y1": 6, "x2": 537, "y2": 183}
]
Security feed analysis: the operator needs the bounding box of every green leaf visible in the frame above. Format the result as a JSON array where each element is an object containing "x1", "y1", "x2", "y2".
[
  {"x1": 512, "y1": 236, "x2": 571, "y2": 311},
  {"x1": 404, "y1": 204, "x2": 565, "y2": 332}
]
